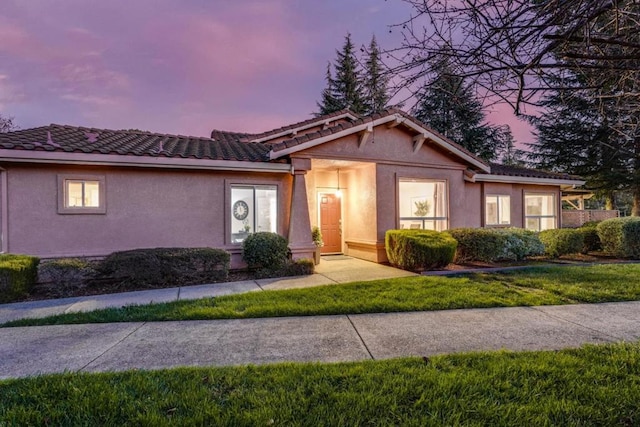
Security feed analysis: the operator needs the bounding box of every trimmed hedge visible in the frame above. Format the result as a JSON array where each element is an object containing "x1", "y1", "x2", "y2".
[
  {"x1": 385, "y1": 229, "x2": 457, "y2": 272},
  {"x1": 446, "y1": 228, "x2": 544, "y2": 263},
  {"x1": 597, "y1": 217, "x2": 640, "y2": 259},
  {"x1": 98, "y1": 247, "x2": 230, "y2": 287},
  {"x1": 539, "y1": 229, "x2": 585, "y2": 258},
  {"x1": 578, "y1": 221, "x2": 602, "y2": 253},
  {"x1": 243, "y1": 232, "x2": 290, "y2": 270},
  {"x1": 0, "y1": 254, "x2": 40, "y2": 303}
]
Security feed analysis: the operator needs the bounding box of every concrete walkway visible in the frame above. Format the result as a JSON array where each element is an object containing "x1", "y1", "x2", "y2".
[
  {"x1": 2, "y1": 301, "x2": 639, "y2": 379},
  {"x1": 0, "y1": 257, "x2": 416, "y2": 324}
]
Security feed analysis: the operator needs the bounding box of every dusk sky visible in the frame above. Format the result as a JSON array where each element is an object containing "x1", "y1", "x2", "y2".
[{"x1": 0, "y1": 0, "x2": 533, "y2": 144}]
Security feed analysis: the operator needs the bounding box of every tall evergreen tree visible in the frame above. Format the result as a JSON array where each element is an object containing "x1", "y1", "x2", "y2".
[
  {"x1": 411, "y1": 67, "x2": 502, "y2": 161},
  {"x1": 362, "y1": 36, "x2": 390, "y2": 114},
  {"x1": 316, "y1": 63, "x2": 342, "y2": 116},
  {"x1": 316, "y1": 33, "x2": 366, "y2": 116},
  {"x1": 528, "y1": 80, "x2": 630, "y2": 211}
]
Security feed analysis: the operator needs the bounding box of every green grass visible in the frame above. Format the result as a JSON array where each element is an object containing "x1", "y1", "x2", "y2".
[
  {"x1": 4, "y1": 264, "x2": 640, "y2": 327},
  {"x1": 2, "y1": 342, "x2": 640, "y2": 425}
]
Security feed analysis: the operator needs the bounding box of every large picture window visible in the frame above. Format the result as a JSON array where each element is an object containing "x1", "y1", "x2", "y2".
[
  {"x1": 525, "y1": 193, "x2": 557, "y2": 231},
  {"x1": 230, "y1": 185, "x2": 277, "y2": 243},
  {"x1": 398, "y1": 179, "x2": 448, "y2": 231},
  {"x1": 486, "y1": 195, "x2": 511, "y2": 226}
]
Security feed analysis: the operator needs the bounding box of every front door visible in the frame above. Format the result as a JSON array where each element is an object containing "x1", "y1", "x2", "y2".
[{"x1": 320, "y1": 194, "x2": 342, "y2": 254}]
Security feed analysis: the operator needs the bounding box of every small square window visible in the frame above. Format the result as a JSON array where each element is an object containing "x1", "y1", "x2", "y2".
[
  {"x1": 486, "y1": 195, "x2": 511, "y2": 226},
  {"x1": 58, "y1": 175, "x2": 106, "y2": 214}
]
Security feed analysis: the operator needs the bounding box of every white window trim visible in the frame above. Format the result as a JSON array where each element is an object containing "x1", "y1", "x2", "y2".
[
  {"x1": 57, "y1": 174, "x2": 106, "y2": 214},
  {"x1": 485, "y1": 194, "x2": 511, "y2": 226},
  {"x1": 524, "y1": 192, "x2": 557, "y2": 231}
]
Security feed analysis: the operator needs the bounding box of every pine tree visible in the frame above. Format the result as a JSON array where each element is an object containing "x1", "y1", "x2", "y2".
[
  {"x1": 528, "y1": 81, "x2": 630, "y2": 211},
  {"x1": 316, "y1": 33, "x2": 366, "y2": 115},
  {"x1": 411, "y1": 67, "x2": 501, "y2": 161},
  {"x1": 494, "y1": 125, "x2": 526, "y2": 166},
  {"x1": 316, "y1": 63, "x2": 342, "y2": 116},
  {"x1": 362, "y1": 36, "x2": 390, "y2": 114}
]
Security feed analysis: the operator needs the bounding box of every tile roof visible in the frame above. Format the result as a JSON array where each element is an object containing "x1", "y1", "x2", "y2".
[
  {"x1": 489, "y1": 163, "x2": 583, "y2": 181},
  {"x1": 0, "y1": 124, "x2": 273, "y2": 162},
  {"x1": 210, "y1": 109, "x2": 360, "y2": 143}
]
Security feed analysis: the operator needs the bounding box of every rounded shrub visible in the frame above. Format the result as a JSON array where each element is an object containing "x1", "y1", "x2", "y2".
[
  {"x1": 539, "y1": 229, "x2": 585, "y2": 258},
  {"x1": 496, "y1": 228, "x2": 544, "y2": 260},
  {"x1": 385, "y1": 229, "x2": 457, "y2": 272},
  {"x1": 446, "y1": 228, "x2": 504, "y2": 263},
  {"x1": 597, "y1": 217, "x2": 640, "y2": 259},
  {"x1": 242, "y1": 232, "x2": 290, "y2": 270},
  {"x1": 446, "y1": 227, "x2": 543, "y2": 263}
]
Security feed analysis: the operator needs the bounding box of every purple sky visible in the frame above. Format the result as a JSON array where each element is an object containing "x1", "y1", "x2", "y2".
[{"x1": 0, "y1": 0, "x2": 533, "y2": 144}]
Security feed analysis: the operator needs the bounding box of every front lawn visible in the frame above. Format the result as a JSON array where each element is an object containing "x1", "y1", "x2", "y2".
[
  {"x1": 1, "y1": 342, "x2": 640, "y2": 425},
  {"x1": 4, "y1": 264, "x2": 639, "y2": 327}
]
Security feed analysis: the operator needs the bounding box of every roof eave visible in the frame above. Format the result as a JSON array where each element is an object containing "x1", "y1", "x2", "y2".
[
  {"x1": 473, "y1": 173, "x2": 586, "y2": 188},
  {"x1": 0, "y1": 149, "x2": 292, "y2": 173},
  {"x1": 269, "y1": 113, "x2": 491, "y2": 173}
]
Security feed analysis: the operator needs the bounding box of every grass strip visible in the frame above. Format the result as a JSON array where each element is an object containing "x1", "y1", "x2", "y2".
[
  {"x1": 3, "y1": 264, "x2": 639, "y2": 327},
  {"x1": 1, "y1": 341, "x2": 640, "y2": 425}
]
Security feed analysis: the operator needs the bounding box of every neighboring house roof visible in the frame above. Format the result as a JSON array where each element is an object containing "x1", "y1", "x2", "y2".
[
  {"x1": 0, "y1": 124, "x2": 272, "y2": 162},
  {"x1": 465, "y1": 162, "x2": 585, "y2": 187}
]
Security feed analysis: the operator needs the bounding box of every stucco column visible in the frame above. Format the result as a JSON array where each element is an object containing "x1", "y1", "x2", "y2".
[{"x1": 288, "y1": 160, "x2": 316, "y2": 260}]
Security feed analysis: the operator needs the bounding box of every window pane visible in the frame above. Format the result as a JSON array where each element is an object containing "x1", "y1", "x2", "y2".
[
  {"x1": 486, "y1": 196, "x2": 498, "y2": 225},
  {"x1": 398, "y1": 179, "x2": 448, "y2": 230},
  {"x1": 525, "y1": 196, "x2": 542, "y2": 216},
  {"x1": 84, "y1": 181, "x2": 100, "y2": 207},
  {"x1": 230, "y1": 185, "x2": 277, "y2": 243},
  {"x1": 526, "y1": 218, "x2": 540, "y2": 231},
  {"x1": 540, "y1": 217, "x2": 556, "y2": 231},
  {"x1": 256, "y1": 186, "x2": 277, "y2": 233},
  {"x1": 67, "y1": 181, "x2": 84, "y2": 207},
  {"x1": 499, "y1": 196, "x2": 511, "y2": 224}
]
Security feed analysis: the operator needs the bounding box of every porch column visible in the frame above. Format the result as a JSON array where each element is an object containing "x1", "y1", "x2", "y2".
[{"x1": 288, "y1": 159, "x2": 316, "y2": 260}]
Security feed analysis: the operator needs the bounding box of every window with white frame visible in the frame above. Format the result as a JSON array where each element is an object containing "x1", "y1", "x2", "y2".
[
  {"x1": 230, "y1": 185, "x2": 277, "y2": 243},
  {"x1": 58, "y1": 175, "x2": 106, "y2": 214},
  {"x1": 485, "y1": 195, "x2": 511, "y2": 226},
  {"x1": 524, "y1": 193, "x2": 557, "y2": 231},
  {"x1": 398, "y1": 179, "x2": 448, "y2": 231}
]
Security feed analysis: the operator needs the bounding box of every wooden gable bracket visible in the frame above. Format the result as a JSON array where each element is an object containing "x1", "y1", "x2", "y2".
[
  {"x1": 359, "y1": 124, "x2": 373, "y2": 149},
  {"x1": 413, "y1": 133, "x2": 427, "y2": 153},
  {"x1": 289, "y1": 129, "x2": 298, "y2": 137},
  {"x1": 387, "y1": 117, "x2": 402, "y2": 129}
]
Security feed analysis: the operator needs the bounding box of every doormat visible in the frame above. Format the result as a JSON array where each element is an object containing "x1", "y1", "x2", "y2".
[{"x1": 322, "y1": 255, "x2": 353, "y2": 261}]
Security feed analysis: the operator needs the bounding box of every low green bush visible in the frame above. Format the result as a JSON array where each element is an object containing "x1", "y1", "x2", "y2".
[
  {"x1": 254, "y1": 258, "x2": 315, "y2": 279},
  {"x1": 446, "y1": 228, "x2": 544, "y2": 263},
  {"x1": 578, "y1": 222, "x2": 602, "y2": 253},
  {"x1": 539, "y1": 229, "x2": 585, "y2": 257},
  {"x1": 446, "y1": 228, "x2": 504, "y2": 262},
  {"x1": 98, "y1": 247, "x2": 230, "y2": 287},
  {"x1": 0, "y1": 254, "x2": 40, "y2": 303},
  {"x1": 243, "y1": 232, "x2": 290, "y2": 270},
  {"x1": 38, "y1": 258, "x2": 95, "y2": 288},
  {"x1": 385, "y1": 229, "x2": 457, "y2": 272},
  {"x1": 496, "y1": 228, "x2": 545, "y2": 261},
  {"x1": 597, "y1": 217, "x2": 640, "y2": 258}
]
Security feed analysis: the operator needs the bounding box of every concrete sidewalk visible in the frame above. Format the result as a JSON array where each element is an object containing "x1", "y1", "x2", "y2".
[
  {"x1": 2, "y1": 301, "x2": 639, "y2": 379},
  {"x1": 0, "y1": 257, "x2": 416, "y2": 324}
]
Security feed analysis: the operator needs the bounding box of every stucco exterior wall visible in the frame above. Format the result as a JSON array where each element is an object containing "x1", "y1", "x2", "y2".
[{"x1": 4, "y1": 164, "x2": 292, "y2": 267}]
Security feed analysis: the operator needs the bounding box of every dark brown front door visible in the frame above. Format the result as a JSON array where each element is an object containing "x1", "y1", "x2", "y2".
[{"x1": 320, "y1": 194, "x2": 342, "y2": 254}]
